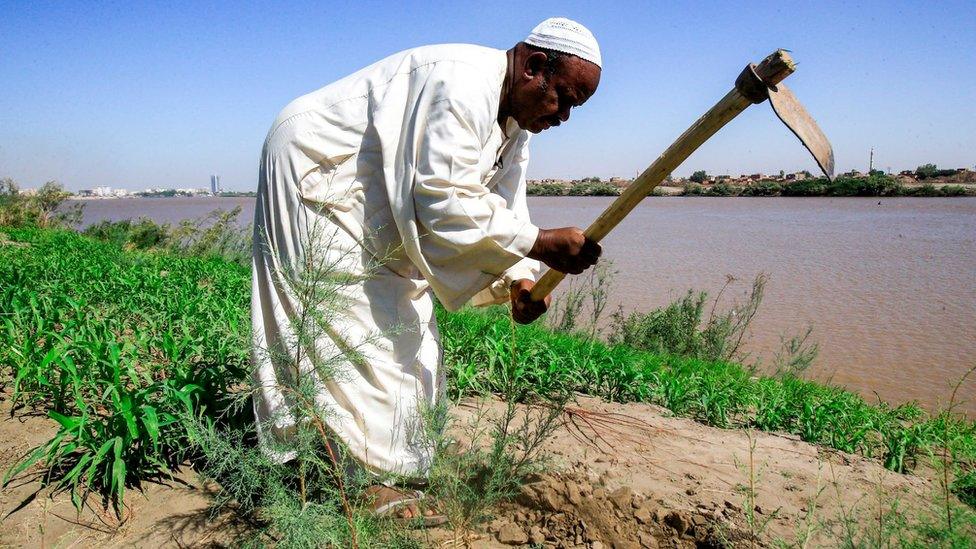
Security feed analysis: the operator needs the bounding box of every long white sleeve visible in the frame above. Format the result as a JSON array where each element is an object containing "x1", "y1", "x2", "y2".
[
  {"x1": 469, "y1": 135, "x2": 543, "y2": 306},
  {"x1": 409, "y1": 64, "x2": 539, "y2": 308}
]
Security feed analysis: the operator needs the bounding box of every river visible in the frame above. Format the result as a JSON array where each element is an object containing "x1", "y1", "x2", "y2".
[{"x1": 71, "y1": 196, "x2": 976, "y2": 413}]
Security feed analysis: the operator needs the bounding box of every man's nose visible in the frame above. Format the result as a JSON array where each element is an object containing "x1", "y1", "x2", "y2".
[{"x1": 558, "y1": 106, "x2": 571, "y2": 122}]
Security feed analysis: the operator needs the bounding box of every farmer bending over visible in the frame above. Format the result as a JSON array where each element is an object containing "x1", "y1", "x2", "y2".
[{"x1": 251, "y1": 17, "x2": 602, "y2": 524}]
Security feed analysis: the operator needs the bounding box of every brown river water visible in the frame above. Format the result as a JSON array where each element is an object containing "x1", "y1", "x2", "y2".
[{"x1": 72, "y1": 196, "x2": 976, "y2": 413}]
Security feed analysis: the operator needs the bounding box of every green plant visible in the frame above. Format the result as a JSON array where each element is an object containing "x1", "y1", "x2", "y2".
[
  {"x1": 82, "y1": 207, "x2": 252, "y2": 265},
  {"x1": 4, "y1": 222, "x2": 976, "y2": 542},
  {"x1": 706, "y1": 182, "x2": 737, "y2": 196},
  {"x1": 1, "y1": 228, "x2": 250, "y2": 510},
  {"x1": 546, "y1": 260, "x2": 617, "y2": 337},
  {"x1": 829, "y1": 175, "x2": 903, "y2": 196},
  {"x1": 526, "y1": 183, "x2": 567, "y2": 196},
  {"x1": 941, "y1": 185, "x2": 970, "y2": 197},
  {"x1": 609, "y1": 274, "x2": 766, "y2": 363},
  {"x1": 740, "y1": 181, "x2": 783, "y2": 197},
  {"x1": 781, "y1": 178, "x2": 828, "y2": 196},
  {"x1": 0, "y1": 178, "x2": 82, "y2": 228}
]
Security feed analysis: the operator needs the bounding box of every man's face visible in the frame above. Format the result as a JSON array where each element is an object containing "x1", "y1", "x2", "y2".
[{"x1": 511, "y1": 53, "x2": 601, "y2": 134}]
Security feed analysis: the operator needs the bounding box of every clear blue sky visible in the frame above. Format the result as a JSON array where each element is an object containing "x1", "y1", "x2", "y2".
[{"x1": 3, "y1": 0, "x2": 975, "y2": 191}]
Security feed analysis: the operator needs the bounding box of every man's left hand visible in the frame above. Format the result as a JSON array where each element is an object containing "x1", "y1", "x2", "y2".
[{"x1": 510, "y1": 278, "x2": 551, "y2": 324}]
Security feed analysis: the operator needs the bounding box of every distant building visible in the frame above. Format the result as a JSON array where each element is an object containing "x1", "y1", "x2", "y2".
[
  {"x1": 177, "y1": 188, "x2": 210, "y2": 196},
  {"x1": 93, "y1": 186, "x2": 113, "y2": 197},
  {"x1": 210, "y1": 175, "x2": 222, "y2": 195}
]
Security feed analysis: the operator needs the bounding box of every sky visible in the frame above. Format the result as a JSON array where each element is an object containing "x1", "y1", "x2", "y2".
[{"x1": 2, "y1": 0, "x2": 975, "y2": 191}]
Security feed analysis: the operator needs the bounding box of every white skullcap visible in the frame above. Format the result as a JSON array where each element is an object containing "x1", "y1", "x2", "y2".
[{"x1": 524, "y1": 17, "x2": 602, "y2": 68}]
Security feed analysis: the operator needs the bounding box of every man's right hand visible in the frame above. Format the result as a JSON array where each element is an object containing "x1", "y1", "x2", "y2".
[{"x1": 527, "y1": 227, "x2": 602, "y2": 274}]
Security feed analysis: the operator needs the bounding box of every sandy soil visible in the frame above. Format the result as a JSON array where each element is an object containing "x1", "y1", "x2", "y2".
[{"x1": 1, "y1": 396, "x2": 941, "y2": 548}]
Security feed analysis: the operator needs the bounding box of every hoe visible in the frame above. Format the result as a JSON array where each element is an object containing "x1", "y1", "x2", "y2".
[{"x1": 530, "y1": 49, "x2": 834, "y2": 302}]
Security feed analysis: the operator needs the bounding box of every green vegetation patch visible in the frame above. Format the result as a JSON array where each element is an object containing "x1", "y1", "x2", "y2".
[
  {"x1": 2, "y1": 227, "x2": 974, "y2": 518},
  {"x1": 0, "y1": 228, "x2": 250, "y2": 508},
  {"x1": 440, "y1": 306, "x2": 976, "y2": 474}
]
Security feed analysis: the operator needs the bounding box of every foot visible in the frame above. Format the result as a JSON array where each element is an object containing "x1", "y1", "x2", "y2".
[{"x1": 364, "y1": 485, "x2": 445, "y2": 525}]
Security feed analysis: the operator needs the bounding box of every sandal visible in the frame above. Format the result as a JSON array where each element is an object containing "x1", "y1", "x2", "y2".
[{"x1": 367, "y1": 486, "x2": 448, "y2": 528}]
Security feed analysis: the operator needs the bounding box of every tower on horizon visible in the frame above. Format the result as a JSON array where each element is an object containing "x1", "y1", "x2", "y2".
[{"x1": 210, "y1": 174, "x2": 221, "y2": 195}]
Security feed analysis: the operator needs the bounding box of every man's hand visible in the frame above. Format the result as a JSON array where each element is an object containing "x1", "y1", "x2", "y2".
[
  {"x1": 527, "y1": 227, "x2": 602, "y2": 274},
  {"x1": 510, "y1": 279, "x2": 551, "y2": 324}
]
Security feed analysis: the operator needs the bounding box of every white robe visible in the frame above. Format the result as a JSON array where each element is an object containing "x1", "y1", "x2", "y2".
[{"x1": 251, "y1": 44, "x2": 540, "y2": 475}]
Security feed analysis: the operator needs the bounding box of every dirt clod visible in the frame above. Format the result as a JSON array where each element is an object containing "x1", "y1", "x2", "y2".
[
  {"x1": 664, "y1": 510, "x2": 690, "y2": 534},
  {"x1": 497, "y1": 521, "x2": 528, "y2": 545},
  {"x1": 609, "y1": 486, "x2": 633, "y2": 511}
]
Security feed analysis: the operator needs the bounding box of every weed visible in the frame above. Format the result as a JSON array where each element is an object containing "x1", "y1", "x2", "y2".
[
  {"x1": 546, "y1": 260, "x2": 617, "y2": 337},
  {"x1": 0, "y1": 178, "x2": 83, "y2": 228},
  {"x1": 609, "y1": 273, "x2": 766, "y2": 363},
  {"x1": 83, "y1": 207, "x2": 251, "y2": 265}
]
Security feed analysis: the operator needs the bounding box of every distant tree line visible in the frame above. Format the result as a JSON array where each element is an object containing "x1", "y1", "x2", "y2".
[
  {"x1": 527, "y1": 178, "x2": 621, "y2": 197},
  {"x1": 680, "y1": 174, "x2": 974, "y2": 198},
  {"x1": 914, "y1": 163, "x2": 962, "y2": 180}
]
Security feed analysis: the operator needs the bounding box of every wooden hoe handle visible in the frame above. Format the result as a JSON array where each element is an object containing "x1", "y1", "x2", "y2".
[{"x1": 529, "y1": 50, "x2": 796, "y2": 302}]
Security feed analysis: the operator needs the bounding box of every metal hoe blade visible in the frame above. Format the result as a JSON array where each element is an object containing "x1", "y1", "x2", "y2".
[{"x1": 768, "y1": 83, "x2": 835, "y2": 180}]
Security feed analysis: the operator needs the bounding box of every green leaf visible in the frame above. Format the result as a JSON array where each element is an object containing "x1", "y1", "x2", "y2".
[
  {"x1": 4, "y1": 435, "x2": 62, "y2": 485},
  {"x1": 48, "y1": 410, "x2": 80, "y2": 432},
  {"x1": 39, "y1": 346, "x2": 60, "y2": 370},
  {"x1": 111, "y1": 437, "x2": 125, "y2": 503},
  {"x1": 141, "y1": 405, "x2": 159, "y2": 445},
  {"x1": 120, "y1": 395, "x2": 139, "y2": 440}
]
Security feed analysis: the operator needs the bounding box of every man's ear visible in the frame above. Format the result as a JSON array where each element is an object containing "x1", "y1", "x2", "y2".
[{"x1": 523, "y1": 51, "x2": 549, "y2": 80}]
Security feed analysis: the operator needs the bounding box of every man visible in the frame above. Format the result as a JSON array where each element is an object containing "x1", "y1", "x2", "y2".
[{"x1": 251, "y1": 17, "x2": 602, "y2": 519}]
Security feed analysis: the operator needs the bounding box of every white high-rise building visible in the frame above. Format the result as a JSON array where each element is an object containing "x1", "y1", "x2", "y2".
[{"x1": 210, "y1": 174, "x2": 221, "y2": 195}]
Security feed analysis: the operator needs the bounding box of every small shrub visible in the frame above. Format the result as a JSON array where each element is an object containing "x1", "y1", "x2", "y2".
[
  {"x1": 0, "y1": 178, "x2": 82, "y2": 228},
  {"x1": 740, "y1": 181, "x2": 783, "y2": 196},
  {"x1": 829, "y1": 175, "x2": 903, "y2": 196},
  {"x1": 83, "y1": 217, "x2": 170, "y2": 249},
  {"x1": 782, "y1": 178, "x2": 829, "y2": 196},
  {"x1": 941, "y1": 185, "x2": 969, "y2": 197},
  {"x1": 916, "y1": 163, "x2": 939, "y2": 180},
  {"x1": 705, "y1": 182, "x2": 737, "y2": 196},
  {"x1": 609, "y1": 274, "x2": 767, "y2": 363},
  {"x1": 82, "y1": 208, "x2": 251, "y2": 266},
  {"x1": 911, "y1": 183, "x2": 943, "y2": 197},
  {"x1": 526, "y1": 183, "x2": 567, "y2": 196}
]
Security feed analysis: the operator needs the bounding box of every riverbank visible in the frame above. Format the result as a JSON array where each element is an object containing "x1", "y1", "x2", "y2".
[
  {"x1": 1, "y1": 395, "x2": 960, "y2": 547},
  {"x1": 2, "y1": 226, "x2": 974, "y2": 546}
]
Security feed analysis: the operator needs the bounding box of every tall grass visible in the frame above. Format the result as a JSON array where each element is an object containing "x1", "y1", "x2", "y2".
[
  {"x1": 83, "y1": 206, "x2": 252, "y2": 266},
  {"x1": 608, "y1": 274, "x2": 766, "y2": 363},
  {"x1": 0, "y1": 178, "x2": 83, "y2": 228}
]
